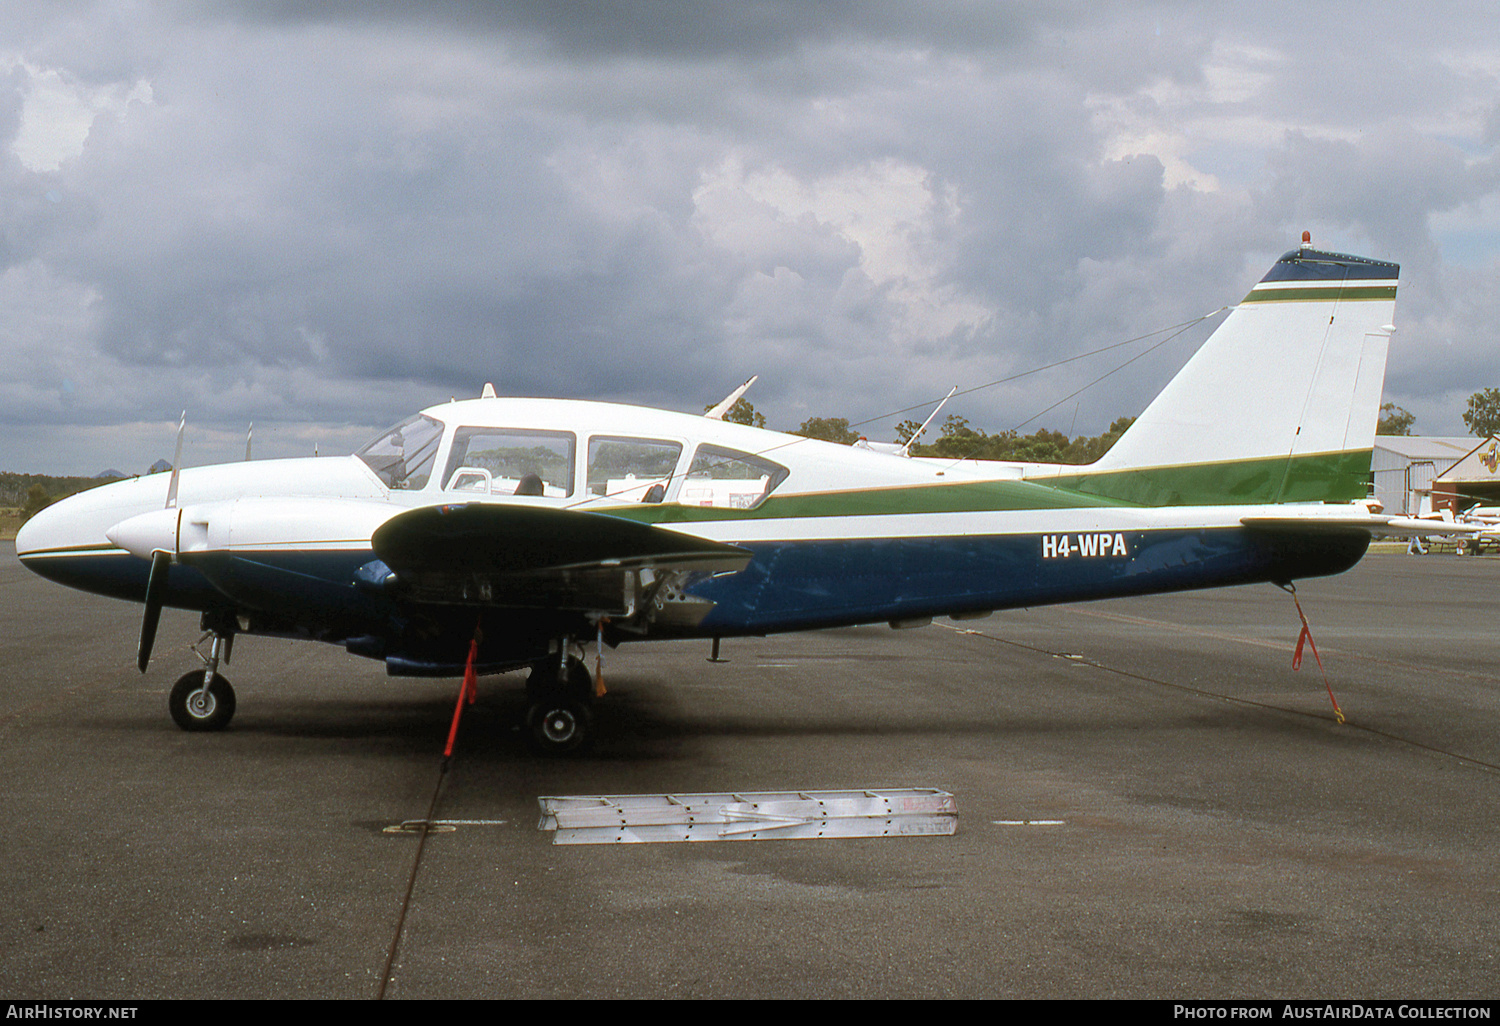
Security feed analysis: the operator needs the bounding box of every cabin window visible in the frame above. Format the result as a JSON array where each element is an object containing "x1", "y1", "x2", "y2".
[
  {"x1": 356, "y1": 414, "x2": 444, "y2": 490},
  {"x1": 443, "y1": 428, "x2": 576, "y2": 497},
  {"x1": 680, "y1": 444, "x2": 789, "y2": 509},
  {"x1": 587, "y1": 436, "x2": 683, "y2": 503}
]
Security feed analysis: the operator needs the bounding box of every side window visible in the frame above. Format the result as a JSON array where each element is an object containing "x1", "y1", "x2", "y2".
[
  {"x1": 443, "y1": 428, "x2": 576, "y2": 497},
  {"x1": 680, "y1": 444, "x2": 789, "y2": 509},
  {"x1": 587, "y1": 436, "x2": 683, "y2": 503}
]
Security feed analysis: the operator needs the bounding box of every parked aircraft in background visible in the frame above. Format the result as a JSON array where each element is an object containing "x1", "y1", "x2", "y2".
[
  {"x1": 1386, "y1": 495, "x2": 1491, "y2": 555},
  {"x1": 1452, "y1": 504, "x2": 1500, "y2": 555},
  {"x1": 18, "y1": 240, "x2": 1434, "y2": 752}
]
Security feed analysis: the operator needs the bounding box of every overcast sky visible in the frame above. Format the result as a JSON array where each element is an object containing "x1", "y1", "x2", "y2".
[{"x1": 4, "y1": 1, "x2": 1499, "y2": 474}]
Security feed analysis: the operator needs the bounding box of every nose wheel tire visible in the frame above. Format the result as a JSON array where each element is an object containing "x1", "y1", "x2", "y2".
[{"x1": 169, "y1": 671, "x2": 236, "y2": 732}]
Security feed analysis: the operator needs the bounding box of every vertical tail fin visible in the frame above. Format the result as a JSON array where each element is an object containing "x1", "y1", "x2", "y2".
[{"x1": 1056, "y1": 244, "x2": 1398, "y2": 506}]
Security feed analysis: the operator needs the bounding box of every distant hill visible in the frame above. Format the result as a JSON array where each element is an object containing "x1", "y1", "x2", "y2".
[
  {"x1": 95, "y1": 469, "x2": 125, "y2": 479},
  {"x1": 148, "y1": 459, "x2": 172, "y2": 474}
]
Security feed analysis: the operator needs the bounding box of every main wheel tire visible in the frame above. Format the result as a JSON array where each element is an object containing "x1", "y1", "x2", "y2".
[
  {"x1": 525, "y1": 697, "x2": 592, "y2": 755},
  {"x1": 169, "y1": 671, "x2": 236, "y2": 732}
]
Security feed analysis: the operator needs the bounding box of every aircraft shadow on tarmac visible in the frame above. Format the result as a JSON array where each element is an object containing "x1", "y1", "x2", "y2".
[{"x1": 87, "y1": 666, "x2": 1351, "y2": 766}]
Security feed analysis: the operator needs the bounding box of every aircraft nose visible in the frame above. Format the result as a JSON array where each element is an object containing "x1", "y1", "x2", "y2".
[
  {"x1": 105, "y1": 507, "x2": 183, "y2": 560},
  {"x1": 14, "y1": 502, "x2": 57, "y2": 558},
  {"x1": 15, "y1": 490, "x2": 108, "y2": 560},
  {"x1": 16, "y1": 489, "x2": 139, "y2": 591}
]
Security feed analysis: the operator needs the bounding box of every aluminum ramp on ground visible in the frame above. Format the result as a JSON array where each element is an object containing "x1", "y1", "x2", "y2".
[{"x1": 537, "y1": 788, "x2": 958, "y2": 845}]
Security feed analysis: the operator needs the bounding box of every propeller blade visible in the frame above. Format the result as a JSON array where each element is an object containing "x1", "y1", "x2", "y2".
[{"x1": 138, "y1": 549, "x2": 171, "y2": 673}]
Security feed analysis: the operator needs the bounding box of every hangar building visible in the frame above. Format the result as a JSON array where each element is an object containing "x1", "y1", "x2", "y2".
[{"x1": 1372, "y1": 436, "x2": 1500, "y2": 515}]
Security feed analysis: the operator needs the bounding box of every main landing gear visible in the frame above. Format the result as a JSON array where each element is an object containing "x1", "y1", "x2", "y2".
[
  {"x1": 168, "y1": 630, "x2": 236, "y2": 732},
  {"x1": 524, "y1": 647, "x2": 596, "y2": 755},
  {"x1": 160, "y1": 624, "x2": 603, "y2": 751}
]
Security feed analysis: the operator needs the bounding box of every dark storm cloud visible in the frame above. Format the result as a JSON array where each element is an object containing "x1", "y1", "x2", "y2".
[
  {"x1": 4, "y1": 2, "x2": 1500, "y2": 473},
  {"x1": 192, "y1": 0, "x2": 1054, "y2": 60}
]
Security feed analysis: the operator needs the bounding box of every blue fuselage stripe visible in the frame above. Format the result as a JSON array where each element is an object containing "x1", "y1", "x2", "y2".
[
  {"x1": 22, "y1": 527, "x2": 1367, "y2": 643},
  {"x1": 691, "y1": 528, "x2": 1367, "y2": 633}
]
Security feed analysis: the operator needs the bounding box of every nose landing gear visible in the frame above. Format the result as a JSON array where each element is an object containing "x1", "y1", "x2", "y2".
[{"x1": 168, "y1": 630, "x2": 236, "y2": 732}]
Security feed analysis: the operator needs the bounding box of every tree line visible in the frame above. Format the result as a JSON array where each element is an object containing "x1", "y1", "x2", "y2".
[
  {"x1": 1379, "y1": 388, "x2": 1500, "y2": 438},
  {"x1": 2, "y1": 472, "x2": 126, "y2": 521},
  {"x1": 759, "y1": 384, "x2": 1500, "y2": 462},
  {"x1": 722, "y1": 400, "x2": 1136, "y2": 464}
]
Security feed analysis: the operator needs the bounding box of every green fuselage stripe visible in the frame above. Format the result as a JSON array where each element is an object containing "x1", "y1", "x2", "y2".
[
  {"x1": 1041, "y1": 449, "x2": 1373, "y2": 507},
  {"x1": 604, "y1": 449, "x2": 1374, "y2": 523}
]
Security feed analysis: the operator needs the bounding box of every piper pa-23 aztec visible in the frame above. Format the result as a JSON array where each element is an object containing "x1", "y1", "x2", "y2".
[{"x1": 17, "y1": 240, "x2": 1434, "y2": 752}]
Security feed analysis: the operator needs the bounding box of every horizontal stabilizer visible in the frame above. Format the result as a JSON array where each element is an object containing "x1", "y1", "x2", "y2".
[{"x1": 1240, "y1": 513, "x2": 1481, "y2": 538}]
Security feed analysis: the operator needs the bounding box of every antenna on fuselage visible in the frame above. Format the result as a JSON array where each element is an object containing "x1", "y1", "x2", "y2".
[
  {"x1": 245, "y1": 423, "x2": 253, "y2": 461},
  {"x1": 705, "y1": 375, "x2": 758, "y2": 419},
  {"x1": 481, "y1": 382, "x2": 497, "y2": 399},
  {"x1": 166, "y1": 412, "x2": 185, "y2": 508},
  {"x1": 899, "y1": 386, "x2": 957, "y2": 457}
]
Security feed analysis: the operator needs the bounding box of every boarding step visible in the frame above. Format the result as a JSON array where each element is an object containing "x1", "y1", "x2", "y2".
[{"x1": 537, "y1": 788, "x2": 958, "y2": 845}]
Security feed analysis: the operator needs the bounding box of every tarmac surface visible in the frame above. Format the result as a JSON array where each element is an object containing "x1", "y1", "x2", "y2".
[{"x1": 1, "y1": 541, "x2": 1497, "y2": 1000}]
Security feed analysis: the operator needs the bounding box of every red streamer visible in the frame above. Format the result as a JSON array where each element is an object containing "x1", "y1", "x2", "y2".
[
  {"x1": 1287, "y1": 589, "x2": 1344, "y2": 724},
  {"x1": 443, "y1": 623, "x2": 482, "y2": 758}
]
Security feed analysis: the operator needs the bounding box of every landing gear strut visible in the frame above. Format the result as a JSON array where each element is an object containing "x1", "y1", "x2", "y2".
[
  {"x1": 524, "y1": 645, "x2": 594, "y2": 755},
  {"x1": 169, "y1": 631, "x2": 236, "y2": 732}
]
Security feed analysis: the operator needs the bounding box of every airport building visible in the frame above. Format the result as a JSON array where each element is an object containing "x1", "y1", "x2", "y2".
[{"x1": 1372, "y1": 435, "x2": 1500, "y2": 514}]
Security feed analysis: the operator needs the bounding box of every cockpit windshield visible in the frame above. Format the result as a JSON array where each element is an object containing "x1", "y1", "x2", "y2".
[{"x1": 355, "y1": 414, "x2": 444, "y2": 490}]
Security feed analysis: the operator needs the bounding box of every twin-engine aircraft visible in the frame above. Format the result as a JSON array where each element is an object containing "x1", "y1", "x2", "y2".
[{"x1": 18, "y1": 241, "x2": 1426, "y2": 752}]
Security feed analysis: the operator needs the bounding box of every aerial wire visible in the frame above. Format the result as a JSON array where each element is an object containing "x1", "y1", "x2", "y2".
[
  {"x1": 1008, "y1": 313, "x2": 1217, "y2": 433},
  {"x1": 562, "y1": 305, "x2": 1230, "y2": 507},
  {"x1": 746, "y1": 304, "x2": 1231, "y2": 464},
  {"x1": 858, "y1": 306, "x2": 1229, "y2": 434}
]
